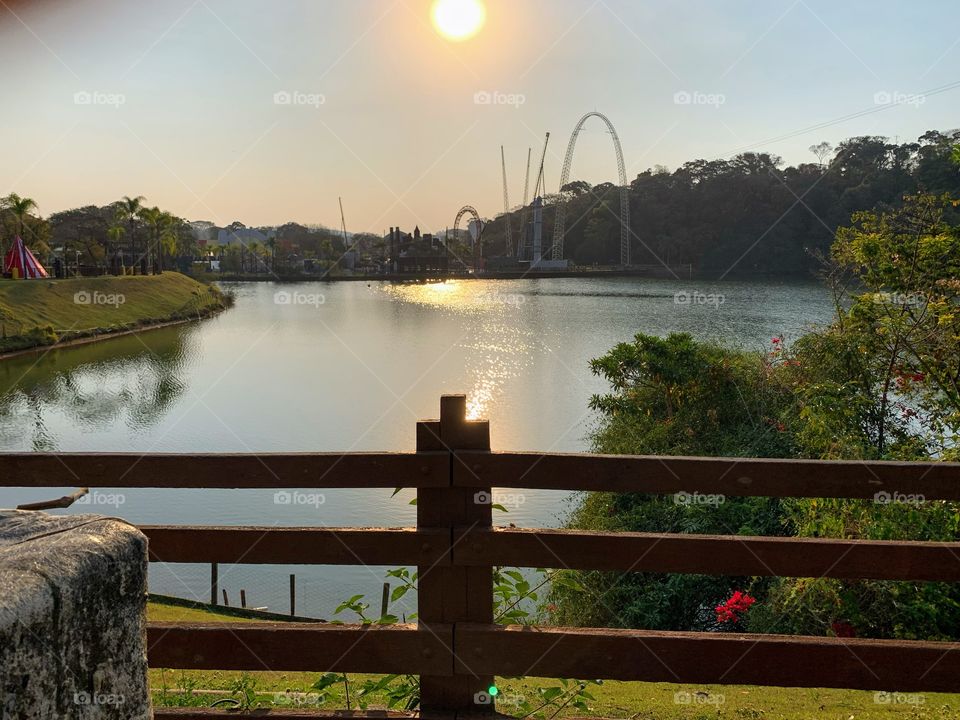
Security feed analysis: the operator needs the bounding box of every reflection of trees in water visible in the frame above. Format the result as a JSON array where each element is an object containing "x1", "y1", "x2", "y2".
[{"x1": 0, "y1": 327, "x2": 196, "y2": 450}]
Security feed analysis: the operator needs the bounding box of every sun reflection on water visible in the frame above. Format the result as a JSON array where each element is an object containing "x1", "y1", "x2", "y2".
[{"x1": 380, "y1": 281, "x2": 535, "y2": 425}]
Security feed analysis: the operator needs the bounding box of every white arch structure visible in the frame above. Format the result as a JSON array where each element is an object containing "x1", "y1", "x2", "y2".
[
  {"x1": 453, "y1": 205, "x2": 483, "y2": 267},
  {"x1": 551, "y1": 112, "x2": 630, "y2": 265}
]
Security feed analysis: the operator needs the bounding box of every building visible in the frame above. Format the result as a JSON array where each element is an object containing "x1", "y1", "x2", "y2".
[{"x1": 388, "y1": 226, "x2": 449, "y2": 273}]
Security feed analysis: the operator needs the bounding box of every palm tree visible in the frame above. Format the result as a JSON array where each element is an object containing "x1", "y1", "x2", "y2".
[
  {"x1": 157, "y1": 212, "x2": 179, "y2": 274},
  {"x1": 118, "y1": 195, "x2": 146, "y2": 271},
  {"x1": 3, "y1": 193, "x2": 39, "y2": 236},
  {"x1": 107, "y1": 221, "x2": 125, "y2": 276},
  {"x1": 248, "y1": 241, "x2": 262, "y2": 273},
  {"x1": 266, "y1": 237, "x2": 277, "y2": 273},
  {"x1": 2, "y1": 193, "x2": 39, "y2": 258},
  {"x1": 139, "y1": 206, "x2": 163, "y2": 274}
]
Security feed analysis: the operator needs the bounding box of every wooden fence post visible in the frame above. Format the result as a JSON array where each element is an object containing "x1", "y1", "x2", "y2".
[
  {"x1": 417, "y1": 395, "x2": 494, "y2": 715},
  {"x1": 210, "y1": 562, "x2": 218, "y2": 606}
]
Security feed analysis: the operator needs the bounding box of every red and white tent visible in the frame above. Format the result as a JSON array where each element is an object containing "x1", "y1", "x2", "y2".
[{"x1": 3, "y1": 235, "x2": 48, "y2": 279}]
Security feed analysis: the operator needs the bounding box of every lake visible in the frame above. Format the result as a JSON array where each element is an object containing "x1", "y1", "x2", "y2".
[{"x1": 0, "y1": 277, "x2": 835, "y2": 617}]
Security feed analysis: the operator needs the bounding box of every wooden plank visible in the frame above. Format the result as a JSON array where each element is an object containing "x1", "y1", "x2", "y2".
[
  {"x1": 455, "y1": 528, "x2": 960, "y2": 581},
  {"x1": 153, "y1": 710, "x2": 509, "y2": 719},
  {"x1": 153, "y1": 709, "x2": 418, "y2": 719},
  {"x1": 143, "y1": 526, "x2": 450, "y2": 566},
  {"x1": 457, "y1": 624, "x2": 960, "y2": 692},
  {"x1": 418, "y1": 395, "x2": 494, "y2": 715},
  {"x1": 0, "y1": 452, "x2": 446, "y2": 489},
  {"x1": 147, "y1": 622, "x2": 451, "y2": 675},
  {"x1": 454, "y1": 451, "x2": 960, "y2": 500}
]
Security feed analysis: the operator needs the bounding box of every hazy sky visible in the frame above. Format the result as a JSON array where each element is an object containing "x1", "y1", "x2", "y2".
[{"x1": 2, "y1": 0, "x2": 958, "y2": 233}]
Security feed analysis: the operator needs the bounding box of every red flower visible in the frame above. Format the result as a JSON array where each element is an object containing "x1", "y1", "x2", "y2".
[
  {"x1": 831, "y1": 620, "x2": 856, "y2": 638},
  {"x1": 715, "y1": 590, "x2": 756, "y2": 624}
]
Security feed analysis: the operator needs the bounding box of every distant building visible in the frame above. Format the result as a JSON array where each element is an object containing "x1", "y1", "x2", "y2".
[{"x1": 388, "y1": 226, "x2": 449, "y2": 273}]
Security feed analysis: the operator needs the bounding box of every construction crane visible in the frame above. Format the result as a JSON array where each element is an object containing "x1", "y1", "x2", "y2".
[
  {"x1": 518, "y1": 147, "x2": 532, "y2": 259},
  {"x1": 534, "y1": 132, "x2": 550, "y2": 198},
  {"x1": 339, "y1": 197, "x2": 349, "y2": 248},
  {"x1": 531, "y1": 132, "x2": 550, "y2": 263},
  {"x1": 500, "y1": 146, "x2": 512, "y2": 258}
]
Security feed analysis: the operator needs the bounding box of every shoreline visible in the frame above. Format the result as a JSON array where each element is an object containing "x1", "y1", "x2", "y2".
[
  {"x1": 208, "y1": 268, "x2": 814, "y2": 283},
  {"x1": 0, "y1": 310, "x2": 224, "y2": 361}
]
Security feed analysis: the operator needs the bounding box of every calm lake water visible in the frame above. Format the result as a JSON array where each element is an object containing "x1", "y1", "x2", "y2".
[{"x1": 0, "y1": 277, "x2": 834, "y2": 617}]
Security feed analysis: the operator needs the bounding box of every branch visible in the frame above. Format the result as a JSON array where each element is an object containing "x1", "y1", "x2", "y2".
[{"x1": 17, "y1": 487, "x2": 89, "y2": 511}]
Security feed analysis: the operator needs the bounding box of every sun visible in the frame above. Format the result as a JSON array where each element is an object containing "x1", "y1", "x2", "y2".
[{"x1": 431, "y1": 0, "x2": 486, "y2": 42}]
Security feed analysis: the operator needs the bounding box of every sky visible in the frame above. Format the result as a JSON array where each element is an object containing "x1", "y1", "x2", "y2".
[{"x1": 2, "y1": 0, "x2": 958, "y2": 234}]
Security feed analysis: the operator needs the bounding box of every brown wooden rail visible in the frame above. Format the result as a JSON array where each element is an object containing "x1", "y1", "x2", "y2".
[{"x1": 4, "y1": 394, "x2": 960, "y2": 719}]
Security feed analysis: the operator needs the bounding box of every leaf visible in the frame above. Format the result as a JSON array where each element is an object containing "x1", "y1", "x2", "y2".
[
  {"x1": 391, "y1": 585, "x2": 409, "y2": 602},
  {"x1": 539, "y1": 686, "x2": 563, "y2": 702}
]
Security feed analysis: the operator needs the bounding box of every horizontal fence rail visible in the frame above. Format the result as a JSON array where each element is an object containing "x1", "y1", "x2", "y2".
[
  {"x1": 148, "y1": 622, "x2": 451, "y2": 675},
  {"x1": 0, "y1": 452, "x2": 447, "y2": 488},
  {"x1": 454, "y1": 527, "x2": 960, "y2": 581},
  {"x1": 454, "y1": 451, "x2": 960, "y2": 499},
  {"x1": 456, "y1": 624, "x2": 960, "y2": 692},
  {"x1": 4, "y1": 394, "x2": 960, "y2": 718}
]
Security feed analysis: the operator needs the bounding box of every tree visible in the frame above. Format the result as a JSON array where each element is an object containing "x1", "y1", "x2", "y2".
[
  {"x1": 808, "y1": 141, "x2": 834, "y2": 169},
  {"x1": 1, "y1": 193, "x2": 47, "y2": 259},
  {"x1": 117, "y1": 195, "x2": 146, "y2": 271},
  {"x1": 827, "y1": 193, "x2": 960, "y2": 457},
  {"x1": 2, "y1": 193, "x2": 38, "y2": 237},
  {"x1": 139, "y1": 206, "x2": 162, "y2": 274}
]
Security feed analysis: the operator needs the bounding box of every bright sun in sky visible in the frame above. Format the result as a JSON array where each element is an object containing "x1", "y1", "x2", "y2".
[{"x1": 430, "y1": 0, "x2": 486, "y2": 42}]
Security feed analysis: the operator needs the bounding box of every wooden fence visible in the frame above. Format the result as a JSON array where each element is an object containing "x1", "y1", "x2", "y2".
[{"x1": 3, "y1": 394, "x2": 960, "y2": 719}]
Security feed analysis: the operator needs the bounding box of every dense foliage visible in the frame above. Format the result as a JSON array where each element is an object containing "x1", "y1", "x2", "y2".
[
  {"x1": 482, "y1": 130, "x2": 960, "y2": 272},
  {"x1": 553, "y1": 192, "x2": 960, "y2": 640}
]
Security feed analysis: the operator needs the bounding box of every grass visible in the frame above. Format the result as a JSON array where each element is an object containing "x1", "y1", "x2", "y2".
[
  {"x1": 147, "y1": 600, "x2": 260, "y2": 623},
  {"x1": 0, "y1": 272, "x2": 229, "y2": 353},
  {"x1": 145, "y1": 604, "x2": 960, "y2": 717}
]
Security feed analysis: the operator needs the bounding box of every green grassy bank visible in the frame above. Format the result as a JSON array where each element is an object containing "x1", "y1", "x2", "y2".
[{"x1": 0, "y1": 273, "x2": 229, "y2": 354}]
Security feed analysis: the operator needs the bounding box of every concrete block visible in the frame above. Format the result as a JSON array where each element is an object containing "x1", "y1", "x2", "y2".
[{"x1": 0, "y1": 510, "x2": 149, "y2": 719}]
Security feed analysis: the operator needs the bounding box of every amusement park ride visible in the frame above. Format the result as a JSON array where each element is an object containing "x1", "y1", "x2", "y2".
[{"x1": 448, "y1": 111, "x2": 631, "y2": 270}]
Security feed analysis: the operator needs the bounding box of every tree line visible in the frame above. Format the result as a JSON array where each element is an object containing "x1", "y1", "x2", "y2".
[
  {"x1": 482, "y1": 129, "x2": 960, "y2": 274},
  {"x1": 1, "y1": 193, "x2": 196, "y2": 275}
]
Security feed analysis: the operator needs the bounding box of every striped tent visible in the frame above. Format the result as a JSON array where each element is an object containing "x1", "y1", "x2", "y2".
[{"x1": 3, "y1": 235, "x2": 48, "y2": 279}]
